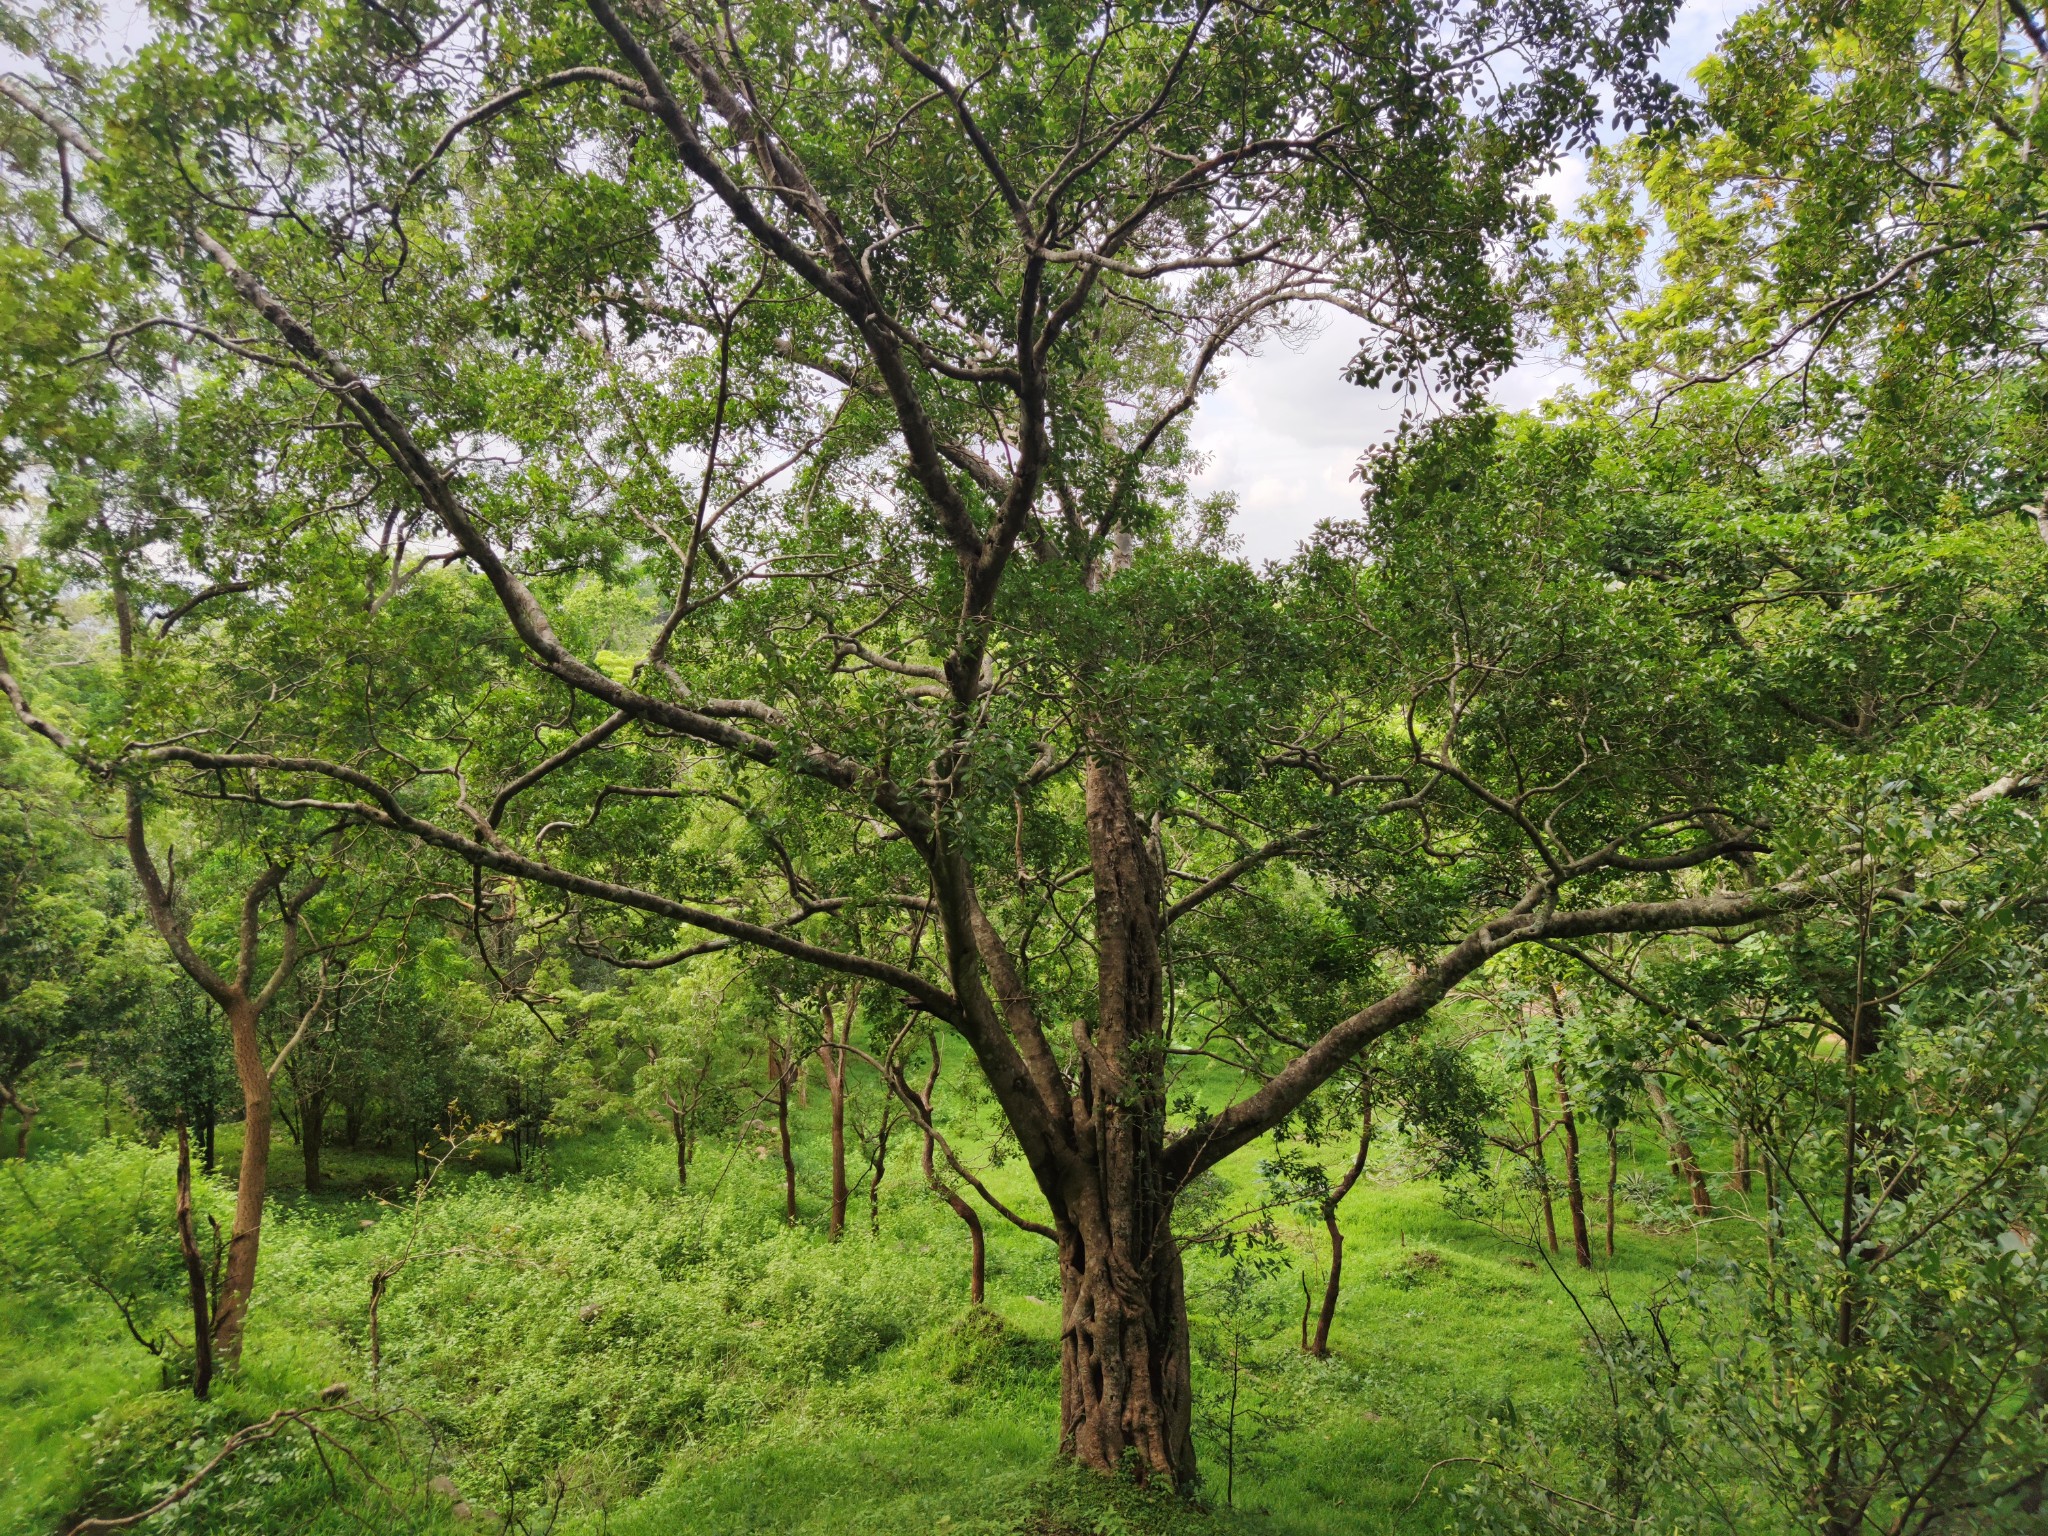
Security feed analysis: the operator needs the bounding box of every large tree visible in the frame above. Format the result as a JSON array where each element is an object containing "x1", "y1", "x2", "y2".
[{"x1": 14, "y1": 0, "x2": 2035, "y2": 1485}]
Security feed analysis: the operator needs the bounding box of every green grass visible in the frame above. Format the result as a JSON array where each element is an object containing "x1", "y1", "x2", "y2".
[{"x1": 3, "y1": 1063, "x2": 1753, "y2": 1535}]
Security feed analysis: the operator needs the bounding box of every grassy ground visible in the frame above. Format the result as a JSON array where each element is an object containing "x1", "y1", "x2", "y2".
[{"x1": 2, "y1": 1063, "x2": 1742, "y2": 1535}]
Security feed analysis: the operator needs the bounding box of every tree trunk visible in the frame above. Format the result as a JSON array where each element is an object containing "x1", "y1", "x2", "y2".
[
  {"x1": 1730, "y1": 1126, "x2": 1753, "y2": 1195},
  {"x1": 299, "y1": 1089, "x2": 325, "y2": 1191},
  {"x1": 1551, "y1": 1059, "x2": 1592, "y2": 1268},
  {"x1": 1643, "y1": 1071, "x2": 1711, "y2": 1217},
  {"x1": 175, "y1": 1121, "x2": 213, "y2": 1399},
  {"x1": 769, "y1": 1039, "x2": 797, "y2": 1225},
  {"x1": 922, "y1": 1124, "x2": 985, "y2": 1304},
  {"x1": 215, "y1": 999, "x2": 270, "y2": 1365},
  {"x1": 1523, "y1": 1058, "x2": 1559, "y2": 1252},
  {"x1": 671, "y1": 1107, "x2": 690, "y2": 1189},
  {"x1": 1, "y1": 1078, "x2": 35, "y2": 1158},
  {"x1": 1055, "y1": 754, "x2": 1196, "y2": 1486},
  {"x1": 344, "y1": 1096, "x2": 363, "y2": 1150},
  {"x1": 1057, "y1": 1216, "x2": 1194, "y2": 1486},
  {"x1": 1604, "y1": 1122, "x2": 1618, "y2": 1257},
  {"x1": 868, "y1": 1098, "x2": 893, "y2": 1236},
  {"x1": 1311, "y1": 1078, "x2": 1373, "y2": 1357},
  {"x1": 820, "y1": 1004, "x2": 848, "y2": 1241},
  {"x1": 913, "y1": 1038, "x2": 985, "y2": 1305}
]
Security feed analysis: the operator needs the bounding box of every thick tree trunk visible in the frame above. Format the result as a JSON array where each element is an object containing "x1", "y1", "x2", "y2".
[
  {"x1": 299, "y1": 1089, "x2": 325, "y2": 1191},
  {"x1": 175, "y1": 1121, "x2": 213, "y2": 1400},
  {"x1": 1057, "y1": 1215, "x2": 1194, "y2": 1485},
  {"x1": 1311, "y1": 1080, "x2": 1373, "y2": 1357},
  {"x1": 1055, "y1": 755, "x2": 1196, "y2": 1487},
  {"x1": 1551, "y1": 1059, "x2": 1592, "y2": 1269},
  {"x1": 215, "y1": 999, "x2": 271, "y2": 1364},
  {"x1": 1643, "y1": 1071, "x2": 1711, "y2": 1217},
  {"x1": 1523, "y1": 1058, "x2": 1559, "y2": 1252}
]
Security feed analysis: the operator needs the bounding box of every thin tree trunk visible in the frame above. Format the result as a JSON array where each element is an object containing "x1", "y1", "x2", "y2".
[
  {"x1": 770, "y1": 1039, "x2": 797, "y2": 1225},
  {"x1": 1604, "y1": 1122, "x2": 1618, "y2": 1258},
  {"x1": 1643, "y1": 1071, "x2": 1711, "y2": 1217},
  {"x1": 821, "y1": 1002, "x2": 848, "y2": 1241},
  {"x1": 299, "y1": 1089, "x2": 325, "y2": 1191},
  {"x1": 1523, "y1": 1058, "x2": 1559, "y2": 1252},
  {"x1": 1311, "y1": 1078, "x2": 1373, "y2": 1357},
  {"x1": 671, "y1": 1107, "x2": 689, "y2": 1189},
  {"x1": 214, "y1": 999, "x2": 271, "y2": 1363},
  {"x1": 868, "y1": 1097, "x2": 893, "y2": 1236},
  {"x1": 0, "y1": 1081, "x2": 32, "y2": 1158},
  {"x1": 1731, "y1": 1126, "x2": 1753, "y2": 1195},
  {"x1": 175, "y1": 1121, "x2": 213, "y2": 1399},
  {"x1": 1551, "y1": 1058, "x2": 1593, "y2": 1269},
  {"x1": 914, "y1": 1040, "x2": 985, "y2": 1304}
]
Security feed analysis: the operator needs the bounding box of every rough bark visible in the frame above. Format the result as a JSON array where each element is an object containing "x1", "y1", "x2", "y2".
[
  {"x1": 1054, "y1": 754, "x2": 1195, "y2": 1486},
  {"x1": 1311, "y1": 1079, "x2": 1373, "y2": 1357},
  {"x1": 175, "y1": 1121, "x2": 213, "y2": 1399}
]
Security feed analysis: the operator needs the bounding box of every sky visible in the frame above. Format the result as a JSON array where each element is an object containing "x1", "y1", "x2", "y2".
[{"x1": 1191, "y1": 0, "x2": 1752, "y2": 563}]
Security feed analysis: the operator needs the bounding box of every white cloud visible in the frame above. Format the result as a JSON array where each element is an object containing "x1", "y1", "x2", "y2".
[{"x1": 1191, "y1": 0, "x2": 1751, "y2": 564}]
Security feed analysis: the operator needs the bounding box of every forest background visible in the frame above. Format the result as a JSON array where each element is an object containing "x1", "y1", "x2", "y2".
[{"x1": 4, "y1": 0, "x2": 2048, "y2": 1531}]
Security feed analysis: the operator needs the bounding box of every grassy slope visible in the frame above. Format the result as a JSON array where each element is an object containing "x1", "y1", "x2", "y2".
[{"x1": 2, "y1": 1063, "x2": 1737, "y2": 1535}]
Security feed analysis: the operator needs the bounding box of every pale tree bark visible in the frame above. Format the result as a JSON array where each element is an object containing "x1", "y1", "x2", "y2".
[{"x1": 123, "y1": 789, "x2": 323, "y2": 1365}]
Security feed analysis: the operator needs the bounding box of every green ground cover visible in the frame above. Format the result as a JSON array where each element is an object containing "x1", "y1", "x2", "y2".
[{"x1": 3, "y1": 1064, "x2": 1729, "y2": 1536}]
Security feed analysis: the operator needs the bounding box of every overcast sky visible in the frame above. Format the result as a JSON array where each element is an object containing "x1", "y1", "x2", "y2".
[{"x1": 1193, "y1": 0, "x2": 1751, "y2": 562}]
